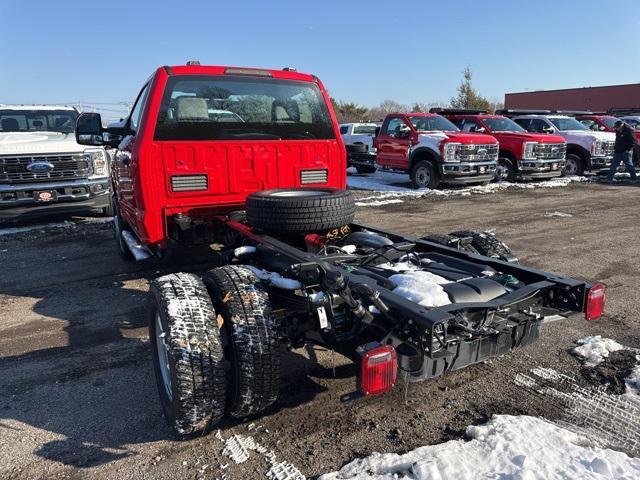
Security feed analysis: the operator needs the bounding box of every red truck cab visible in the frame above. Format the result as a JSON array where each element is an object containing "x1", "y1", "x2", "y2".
[
  {"x1": 375, "y1": 112, "x2": 498, "y2": 189},
  {"x1": 434, "y1": 108, "x2": 566, "y2": 182},
  {"x1": 576, "y1": 113, "x2": 640, "y2": 163},
  {"x1": 75, "y1": 64, "x2": 345, "y2": 255}
]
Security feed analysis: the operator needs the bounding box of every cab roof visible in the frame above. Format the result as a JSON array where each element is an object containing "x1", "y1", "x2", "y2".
[
  {"x1": 162, "y1": 64, "x2": 318, "y2": 83},
  {"x1": 0, "y1": 104, "x2": 77, "y2": 111}
]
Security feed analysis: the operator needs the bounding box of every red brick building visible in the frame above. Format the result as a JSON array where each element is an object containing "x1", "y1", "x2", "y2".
[{"x1": 504, "y1": 83, "x2": 640, "y2": 112}]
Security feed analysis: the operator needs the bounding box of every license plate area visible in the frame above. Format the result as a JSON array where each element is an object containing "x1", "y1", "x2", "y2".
[{"x1": 34, "y1": 190, "x2": 57, "y2": 202}]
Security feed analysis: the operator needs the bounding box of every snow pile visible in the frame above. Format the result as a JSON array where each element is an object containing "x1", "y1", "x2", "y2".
[
  {"x1": 349, "y1": 171, "x2": 593, "y2": 207},
  {"x1": 573, "y1": 336, "x2": 626, "y2": 366},
  {"x1": 319, "y1": 415, "x2": 640, "y2": 480}
]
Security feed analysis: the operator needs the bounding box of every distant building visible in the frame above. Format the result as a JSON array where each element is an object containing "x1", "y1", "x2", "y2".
[{"x1": 504, "y1": 83, "x2": 640, "y2": 112}]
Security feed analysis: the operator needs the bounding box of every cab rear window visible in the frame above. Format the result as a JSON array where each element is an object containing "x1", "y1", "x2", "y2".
[{"x1": 154, "y1": 75, "x2": 336, "y2": 141}]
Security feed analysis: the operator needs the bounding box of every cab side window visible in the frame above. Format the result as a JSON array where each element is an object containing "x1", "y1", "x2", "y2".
[
  {"x1": 339, "y1": 125, "x2": 349, "y2": 135},
  {"x1": 128, "y1": 83, "x2": 151, "y2": 134},
  {"x1": 384, "y1": 117, "x2": 405, "y2": 137},
  {"x1": 461, "y1": 119, "x2": 482, "y2": 132},
  {"x1": 529, "y1": 119, "x2": 550, "y2": 133},
  {"x1": 580, "y1": 119, "x2": 597, "y2": 130}
]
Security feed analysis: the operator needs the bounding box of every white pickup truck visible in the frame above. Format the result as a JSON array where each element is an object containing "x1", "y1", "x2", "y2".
[
  {"x1": 340, "y1": 122, "x2": 378, "y2": 173},
  {"x1": 498, "y1": 110, "x2": 616, "y2": 176},
  {"x1": 0, "y1": 105, "x2": 111, "y2": 221}
]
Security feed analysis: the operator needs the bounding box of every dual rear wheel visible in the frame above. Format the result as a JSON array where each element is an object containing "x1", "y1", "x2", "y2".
[{"x1": 149, "y1": 266, "x2": 280, "y2": 436}]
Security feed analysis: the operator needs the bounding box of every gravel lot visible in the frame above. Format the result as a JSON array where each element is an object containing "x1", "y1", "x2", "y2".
[{"x1": 1, "y1": 182, "x2": 639, "y2": 480}]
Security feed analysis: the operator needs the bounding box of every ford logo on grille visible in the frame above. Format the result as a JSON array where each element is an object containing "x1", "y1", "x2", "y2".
[
  {"x1": 26, "y1": 162, "x2": 54, "y2": 173},
  {"x1": 551, "y1": 147, "x2": 559, "y2": 154},
  {"x1": 477, "y1": 148, "x2": 488, "y2": 156}
]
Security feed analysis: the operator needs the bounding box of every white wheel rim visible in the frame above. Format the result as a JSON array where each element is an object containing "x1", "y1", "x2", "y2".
[
  {"x1": 416, "y1": 167, "x2": 430, "y2": 186},
  {"x1": 155, "y1": 312, "x2": 172, "y2": 399}
]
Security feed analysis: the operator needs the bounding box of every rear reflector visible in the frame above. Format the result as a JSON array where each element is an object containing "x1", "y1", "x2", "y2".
[
  {"x1": 171, "y1": 175, "x2": 208, "y2": 192},
  {"x1": 359, "y1": 344, "x2": 398, "y2": 396},
  {"x1": 585, "y1": 283, "x2": 606, "y2": 321},
  {"x1": 301, "y1": 169, "x2": 328, "y2": 185}
]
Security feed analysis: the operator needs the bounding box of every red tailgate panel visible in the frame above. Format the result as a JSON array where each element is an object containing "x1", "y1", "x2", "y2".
[{"x1": 160, "y1": 140, "x2": 344, "y2": 206}]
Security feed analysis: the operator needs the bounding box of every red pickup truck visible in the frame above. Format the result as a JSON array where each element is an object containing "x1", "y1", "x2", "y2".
[
  {"x1": 375, "y1": 112, "x2": 498, "y2": 189},
  {"x1": 73, "y1": 63, "x2": 604, "y2": 437},
  {"x1": 575, "y1": 113, "x2": 640, "y2": 164},
  {"x1": 434, "y1": 109, "x2": 567, "y2": 182}
]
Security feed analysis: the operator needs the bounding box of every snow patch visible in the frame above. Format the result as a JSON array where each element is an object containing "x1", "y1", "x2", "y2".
[
  {"x1": 349, "y1": 171, "x2": 593, "y2": 207},
  {"x1": 573, "y1": 336, "x2": 626, "y2": 366},
  {"x1": 320, "y1": 415, "x2": 640, "y2": 480},
  {"x1": 627, "y1": 362, "x2": 640, "y2": 395},
  {"x1": 234, "y1": 245, "x2": 257, "y2": 257},
  {"x1": 355, "y1": 199, "x2": 404, "y2": 207},
  {"x1": 544, "y1": 211, "x2": 574, "y2": 218}
]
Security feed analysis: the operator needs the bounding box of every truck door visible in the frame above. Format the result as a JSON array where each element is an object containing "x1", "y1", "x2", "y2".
[
  {"x1": 376, "y1": 117, "x2": 411, "y2": 169},
  {"x1": 114, "y1": 82, "x2": 150, "y2": 225}
]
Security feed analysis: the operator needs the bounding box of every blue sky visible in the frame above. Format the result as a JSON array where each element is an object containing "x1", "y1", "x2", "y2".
[{"x1": 1, "y1": 0, "x2": 639, "y2": 110}]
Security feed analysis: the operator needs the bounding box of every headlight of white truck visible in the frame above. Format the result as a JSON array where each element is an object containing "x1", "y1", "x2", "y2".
[
  {"x1": 443, "y1": 142, "x2": 460, "y2": 162},
  {"x1": 591, "y1": 140, "x2": 605, "y2": 156},
  {"x1": 85, "y1": 149, "x2": 108, "y2": 178},
  {"x1": 522, "y1": 142, "x2": 537, "y2": 160}
]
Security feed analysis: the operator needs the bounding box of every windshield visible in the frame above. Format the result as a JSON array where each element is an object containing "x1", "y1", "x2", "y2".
[
  {"x1": 0, "y1": 109, "x2": 78, "y2": 134},
  {"x1": 549, "y1": 117, "x2": 588, "y2": 131},
  {"x1": 408, "y1": 115, "x2": 459, "y2": 132},
  {"x1": 155, "y1": 75, "x2": 335, "y2": 140},
  {"x1": 353, "y1": 125, "x2": 376, "y2": 135},
  {"x1": 600, "y1": 117, "x2": 618, "y2": 130},
  {"x1": 483, "y1": 117, "x2": 525, "y2": 132}
]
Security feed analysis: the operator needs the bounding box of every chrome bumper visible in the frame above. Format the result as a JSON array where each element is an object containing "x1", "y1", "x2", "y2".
[
  {"x1": 441, "y1": 160, "x2": 497, "y2": 183},
  {"x1": 590, "y1": 156, "x2": 613, "y2": 169},
  {"x1": 519, "y1": 159, "x2": 565, "y2": 178}
]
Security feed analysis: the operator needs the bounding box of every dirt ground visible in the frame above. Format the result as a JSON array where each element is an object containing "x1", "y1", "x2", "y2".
[{"x1": 1, "y1": 182, "x2": 639, "y2": 480}]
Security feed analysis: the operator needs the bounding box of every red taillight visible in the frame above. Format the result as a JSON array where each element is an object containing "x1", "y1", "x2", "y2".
[
  {"x1": 359, "y1": 344, "x2": 398, "y2": 396},
  {"x1": 585, "y1": 283, "x2": 606, "y2": 321}
]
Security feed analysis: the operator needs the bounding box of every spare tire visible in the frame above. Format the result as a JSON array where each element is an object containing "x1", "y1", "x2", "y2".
[{"x1": 246, "y1": 188, "x2": 355, "y2": 234}]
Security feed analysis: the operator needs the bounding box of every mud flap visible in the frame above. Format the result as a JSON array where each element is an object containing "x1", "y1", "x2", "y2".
[{"x1": 409, "y1": 321, "x2": 541, "y2": 381}]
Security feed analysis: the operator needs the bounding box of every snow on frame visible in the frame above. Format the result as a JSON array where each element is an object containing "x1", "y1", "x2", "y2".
[{"x1": 319, "y1": 415, "x2": 640, "y2": 480}]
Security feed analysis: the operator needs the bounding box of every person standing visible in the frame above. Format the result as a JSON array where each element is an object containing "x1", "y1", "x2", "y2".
[{"x1": 607, "y1": 120, "x2": 638, "y2": 182}]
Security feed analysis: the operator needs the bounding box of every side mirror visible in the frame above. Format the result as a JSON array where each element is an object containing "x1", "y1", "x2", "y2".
[
  {"x1": 398, "y1": 125, "x2": 411, "y2": 137},
  {"x1": 599, "y1": 125, "x2": 606, "y2": 131},
  {"x1": 475, "y1": 127, "x2": 486, "y2": 133},
  {"x1": 374, "y1": 126, "x2": 381, "y2": 137},
  {"x1": 76, "y1": 113, "x2": 104, "y2": 146},
  {"x1": 542, "y1": 126, "x2": 554, "y2": 134}
]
